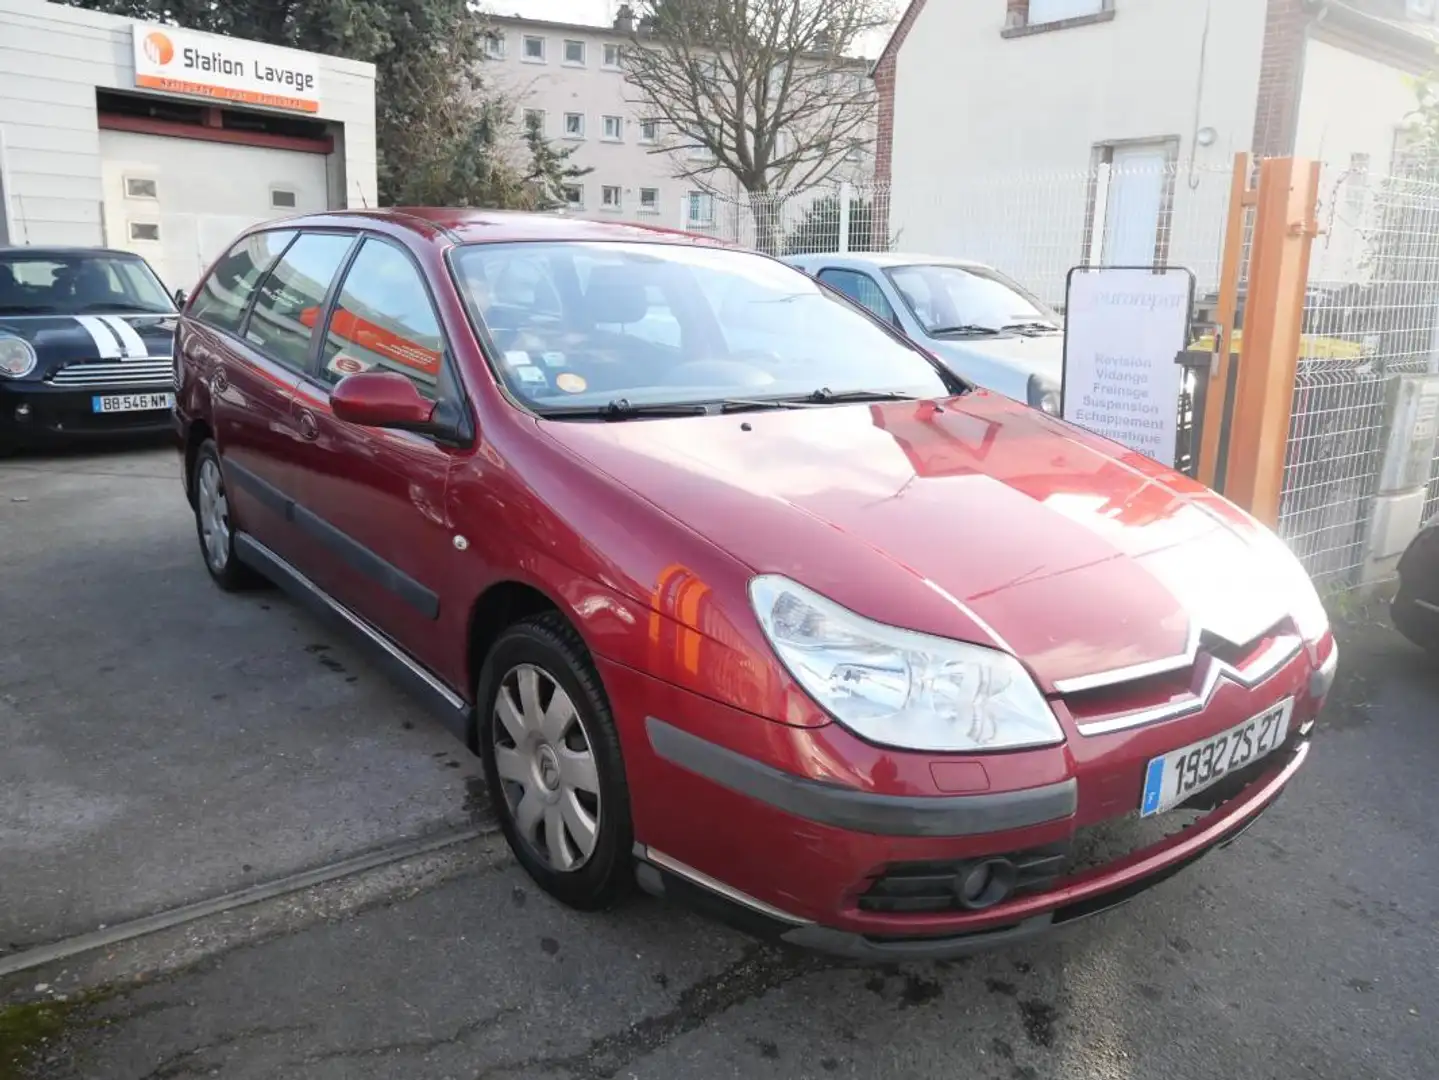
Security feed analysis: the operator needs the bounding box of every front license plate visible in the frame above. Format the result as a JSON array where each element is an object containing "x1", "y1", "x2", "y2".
[
  {"x1": 1140, "y1": 698, "x2": 1293, "y2": 817},
  {"x1": 92, "y1": 392, "x2": 174, "y2": 414}
]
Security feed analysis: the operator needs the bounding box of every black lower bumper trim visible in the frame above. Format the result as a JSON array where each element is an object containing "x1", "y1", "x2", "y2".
[{"x1": 645, "y1": 717, "x2": 1077, "y2": 837}]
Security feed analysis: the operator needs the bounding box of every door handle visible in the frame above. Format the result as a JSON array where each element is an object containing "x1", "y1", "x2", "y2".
[{"x1": 298, "y1": 410, "x2": 320, "y2": 441}]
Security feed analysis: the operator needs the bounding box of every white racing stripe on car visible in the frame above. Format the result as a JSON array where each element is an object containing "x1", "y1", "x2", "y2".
[
  {"x1": 99, "y1": 314, "x2": 150, "y2": 358},
  {"x1": 74, "y1": 315, "x2": 123, "y2": 359}
]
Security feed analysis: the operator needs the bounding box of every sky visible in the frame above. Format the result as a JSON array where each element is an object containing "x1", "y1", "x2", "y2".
[{"x1": 505, "y1": 0, "x2": 896, "y2": 59}]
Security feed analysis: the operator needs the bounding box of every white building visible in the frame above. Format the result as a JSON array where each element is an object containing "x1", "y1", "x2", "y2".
[
  {"x1": 874, "y1": 0, "x2": 1439, "y2": 300},
  {"x1": 484, "y1": 10, "x2": 875, "y2": 238},
  {"x1": 0, "y1": 0, "x2": 376, "y2": 289}
]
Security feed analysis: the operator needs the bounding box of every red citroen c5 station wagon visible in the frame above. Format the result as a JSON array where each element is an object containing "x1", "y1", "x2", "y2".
[{"x1": 175, "y1": 210, "x2": 1338, "y2": 960}]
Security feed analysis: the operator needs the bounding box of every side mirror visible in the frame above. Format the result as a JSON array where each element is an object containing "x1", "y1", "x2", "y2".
[
  {"x1": 331, "y1": 371, "x2": 436, "y2": 431},
  {"x1": 173, "y1": 287, "x2": 187, "y2": 309}
]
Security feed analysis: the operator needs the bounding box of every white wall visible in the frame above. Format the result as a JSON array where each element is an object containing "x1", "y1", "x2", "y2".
[
  {"x1": 1294, "y1": 35, "x2": 1415, "y2": 167},
  {"x1": 888, "y1": 0, "x2": 1266, "y2": 302},
  {"x1": 1295, "y1": 34, "x2": 1425, "y2": 286},
  {"x1": 0, "y1": 0, "x2": 376, "y2": 247}
]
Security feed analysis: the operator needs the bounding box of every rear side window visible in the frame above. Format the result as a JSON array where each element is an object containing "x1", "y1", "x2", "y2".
[
  {"x1": 320, "y1": 238, "x2": 446, "y2": 400},
  {"x1": 818, "y1": 268, "x2": 898, "y2": 325},
  {"x1": 244, "y1": 233, "x2": 355, "y2": 371},
  {"x1": 189, "y1": 231, "x2": 296, "y2": 332}
]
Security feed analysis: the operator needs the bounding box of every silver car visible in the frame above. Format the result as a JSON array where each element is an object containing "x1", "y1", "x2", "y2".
[{"x1": 782, "y1": 252, "x2": 1063, "y2": 414}]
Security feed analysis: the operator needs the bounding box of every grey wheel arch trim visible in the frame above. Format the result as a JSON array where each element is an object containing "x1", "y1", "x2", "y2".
[{"x1": 644, "y1": 717, "x2": 1077, "y2": 837}]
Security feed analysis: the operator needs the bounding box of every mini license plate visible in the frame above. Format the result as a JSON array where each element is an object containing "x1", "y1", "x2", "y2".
[
  {"x1": 92, "y1": 392, "x2": 174, "y2": 414},
  {"x1": 1140, "y1": 698, "x2": 1293, "y2": 817}
]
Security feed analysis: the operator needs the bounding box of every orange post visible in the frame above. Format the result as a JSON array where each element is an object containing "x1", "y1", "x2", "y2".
[
  {"x1": 1197, "y1": 153, "x2": 1254, "y2": 490},
  {"x1": 1219, "y1": 157, "x2": 1321, "y2": 525}
]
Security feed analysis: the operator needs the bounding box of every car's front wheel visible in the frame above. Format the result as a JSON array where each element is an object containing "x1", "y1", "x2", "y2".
[
  {"x1": 191, "y1": 440, "x2": 261, "y2": 591},
  {"x1": 475, "y1": 613, "x2": 634, "y2": 910}
]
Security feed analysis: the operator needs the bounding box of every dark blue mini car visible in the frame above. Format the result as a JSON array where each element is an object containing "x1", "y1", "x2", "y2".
[{"x1": 0, "y1": 246, "x2": 178, "y2": 452}]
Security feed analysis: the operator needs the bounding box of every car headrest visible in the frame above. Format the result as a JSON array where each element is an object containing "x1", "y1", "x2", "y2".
[{"x1": 586, "y1": 265, "x2": 650, "y2": 325}]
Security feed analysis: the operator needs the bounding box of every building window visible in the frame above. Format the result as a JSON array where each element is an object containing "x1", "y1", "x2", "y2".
[
  {"x1": 563, "y1": 184, "x2": 584, "y2": 208},
  {"x1": 1007, "y1": 0, "x2": 1114, "y2": 32},
  {"x1": 523, "y1": 35, "x2": 545, "y2": 61},
  {"x1": 523, "y1": 108, "x2": 546, "y2": 134},
  {"x1": 603, "y1": 42, "x2": 623, "y2": 68},
  {"x1": 128, "y1": 220, "x2": 160, "y2": 242},
  {"x1": 124, "y1": 176, "x2": 158, "y2": 199},
  {"x1": 270, "y1": 188, "x2": 297, "y2": 209},
  {"x1": 564, "y1": 112, "x2": 585, "y2": 138},
  {"x1": 639, "y1": 187, "x2": 660, "y2": 214},
  {"x1": 639, "y1": 119, "x2": 658, "y2": 143},
  {"x1": 601, "y1": 185, "x2": 622, "y2": 210},
  {"x1": 564, "y1": 39, "x2": 586, "y2": 65},
  {"x1": 687, "y1": 143, "x2": 713, "y2": 161},
  {"x1": 484, "y1": 32, "x2": 506, "y2": 59},
  {"x1": 602, "y1": 115, "x2": 623, "y2": 141},
  {"x1": 686, "y1": 190, "x2": 715, "y2": 226}
]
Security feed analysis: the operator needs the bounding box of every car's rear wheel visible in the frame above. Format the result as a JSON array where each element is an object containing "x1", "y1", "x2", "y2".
[
  {"x1": 476, "y1": 613, "x2": 633, "y2": 910},
  {"x1": 191, "y1": 440, "x2": 261, "y2": 592}
]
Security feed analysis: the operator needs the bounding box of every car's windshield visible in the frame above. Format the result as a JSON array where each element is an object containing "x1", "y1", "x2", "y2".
[
  {"x1": 885, "y1": 263, "x2": 1060, "y2": 336},
  {"x1": 0, "y1": 253, "x2": 173, "y2": 315},
  {"x1": 450, "y1": 241, "x2": 952, "y2": 414}
]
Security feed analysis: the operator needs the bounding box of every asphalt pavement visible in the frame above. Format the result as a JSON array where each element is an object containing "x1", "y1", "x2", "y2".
[
  {"x1": 0, "y1": 445, "x2": 486, "y2": 953},
  {"x1": 2, "y1": 446, "x2": 1436, "y2": 1080}
]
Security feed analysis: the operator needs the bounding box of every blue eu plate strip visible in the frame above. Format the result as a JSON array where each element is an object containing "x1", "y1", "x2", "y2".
[
  {"x1": 1140, "y1": 756, "x2": 1166, "y2": 817},
  {"x1": 91, "y1": 396, "x2": 103, "y2": 411}
]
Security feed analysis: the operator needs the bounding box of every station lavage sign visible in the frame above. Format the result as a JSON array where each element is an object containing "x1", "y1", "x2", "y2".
[
  {"x1": 132, "y1": 25, "x2": 321, "y2": 114},
  {"x1": 1060, "y1": 267, "x2": 1193, "y2": 467}
]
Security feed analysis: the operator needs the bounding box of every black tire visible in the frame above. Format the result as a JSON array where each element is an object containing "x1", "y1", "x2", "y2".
[
  {"x1": 1392, "y1": 588, "x2": 1439, "y2": 654},
  {"x1": 190, "y1": 439, "x2": 263, "y2": 592},
  {"x1": 475, "y1": 612, "x2": 634, "y2": 910}
]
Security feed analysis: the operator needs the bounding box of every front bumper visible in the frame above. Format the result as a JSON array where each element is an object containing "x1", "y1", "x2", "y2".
[
  {"x1": 0, "y1": 380, "x2": 174, "y2": 445},
  {"x1": 602, "y1": 648, "x2": 1324, "y2": 961}
]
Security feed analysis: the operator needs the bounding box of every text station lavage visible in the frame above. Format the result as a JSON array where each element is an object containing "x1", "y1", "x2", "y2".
[
  {"x1": 1062, "y1": 269, "x2": 1191, "y2": 466},
  {"x1": 132, "y1": 24, "x2": 322, "y2": 113}
]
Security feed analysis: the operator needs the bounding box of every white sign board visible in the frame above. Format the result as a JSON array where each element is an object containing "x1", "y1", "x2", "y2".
[
  {"x1": 1061, "y1": 268, "x2": 1193, "y2": 466},
  {"x1": 132, "y1": 24, "x2": 321, "y2": 114}
]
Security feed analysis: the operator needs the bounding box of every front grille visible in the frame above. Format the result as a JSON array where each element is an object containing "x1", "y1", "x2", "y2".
[{"x1": 47, "y1": 359, "x2": 173, "y2": 388}]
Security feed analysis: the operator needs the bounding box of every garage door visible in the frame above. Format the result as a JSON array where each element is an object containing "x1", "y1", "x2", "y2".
[{"x1": 99, "y1": 129, "x2": 330, "y2": 293}]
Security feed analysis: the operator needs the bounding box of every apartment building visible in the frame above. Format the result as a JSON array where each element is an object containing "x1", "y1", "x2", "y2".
[{"x1": 483, "y1": 9, "x2": 874, "y2": 232}]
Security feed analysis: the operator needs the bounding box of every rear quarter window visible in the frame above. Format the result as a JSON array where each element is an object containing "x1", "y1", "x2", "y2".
[{"x1": 189, "y1": 230, "x2": 297, "y2": 333}]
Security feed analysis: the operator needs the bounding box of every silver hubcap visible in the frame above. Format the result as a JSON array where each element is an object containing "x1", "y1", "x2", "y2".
[
  {"x1": 493, "y1": 664, "x2": 601, "y2": 872},
  {"x1": 196, "y1": 458, "x2": 230, "y2": 572}
]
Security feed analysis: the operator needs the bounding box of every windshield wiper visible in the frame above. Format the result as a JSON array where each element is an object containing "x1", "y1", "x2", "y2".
[
  {"x1": 0, "y1": 305, "x2": 56, "y2": 315},
  {"x1": 927, "y1": 324, "x2": 1000, "y2": 336},
  {"x1": 802, "y1": 388, "x2": 919, "y2": 404},
  {"x1": 1002, "y1": 321, "x2": 1061, "y2": 334},
  {"x1": 718, "y1": 398, "x2": 808, "y2": 413},
  {"x1": 535, "y1": 398, "x2": 712, "y2": 421}
]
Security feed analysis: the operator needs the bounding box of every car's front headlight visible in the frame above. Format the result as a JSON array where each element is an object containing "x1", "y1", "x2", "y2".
[
  {"x1": 0, "y1": 336, "x2": 37, "y2": 378},
  {"x1": 1027, "y1": 373, "x2": 1061, "y2": 416},
  {"x1": 749, "y1": 575, "x2": 1064, "y2": 753}
]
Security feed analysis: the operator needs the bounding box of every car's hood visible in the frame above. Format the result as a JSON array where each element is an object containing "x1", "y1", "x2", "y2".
[
  {"x1": 0, "y1": 312, "x2": 176, "y2": 376},
  {"x1": 928, "y1": 334, "x2": 1064, "y2": 397},
  {"x1": 538, "y1": 392, "x2": 1294, "y2": 690}
]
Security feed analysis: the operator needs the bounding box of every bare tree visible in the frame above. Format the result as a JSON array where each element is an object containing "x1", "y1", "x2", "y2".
[{"x1": 621, "y1": 0, "x2": 889, "y2": 252}]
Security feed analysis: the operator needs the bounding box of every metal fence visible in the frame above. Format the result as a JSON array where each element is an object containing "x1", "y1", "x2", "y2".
[{"x1": 1277, "y1": 163, "x2": 1439, "y2": 586}]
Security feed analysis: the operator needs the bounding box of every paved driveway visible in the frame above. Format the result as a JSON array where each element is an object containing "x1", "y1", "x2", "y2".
[{"x1": 0, "y1": 445, "x2": 485, "y2": 954}]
